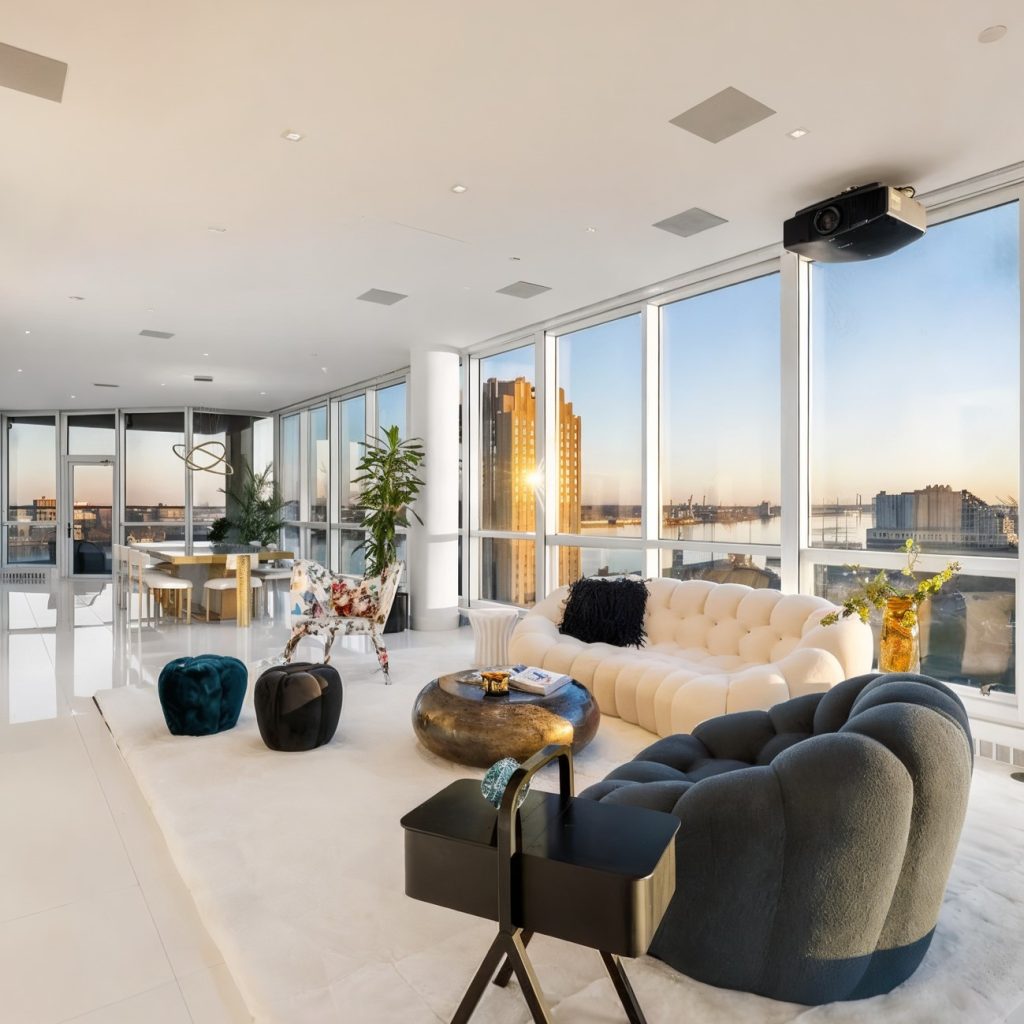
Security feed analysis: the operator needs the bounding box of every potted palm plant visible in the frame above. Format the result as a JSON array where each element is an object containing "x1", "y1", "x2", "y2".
[
  {"x1": 353, "y1": 425, "x2": 425, "y2": 633},
  {"x1": 222, "y1": 462, "x2": 286, "y2": 547}
]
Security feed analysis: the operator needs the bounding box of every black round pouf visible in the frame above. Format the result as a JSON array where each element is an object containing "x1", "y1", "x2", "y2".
[{"x1": 254, "y1": 662, "x2": 343, "y2": 751}]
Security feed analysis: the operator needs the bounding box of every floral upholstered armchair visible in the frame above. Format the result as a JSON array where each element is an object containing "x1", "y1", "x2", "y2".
[{"x1": 282, "y1": 560, "x2": 402, "y2": 683}]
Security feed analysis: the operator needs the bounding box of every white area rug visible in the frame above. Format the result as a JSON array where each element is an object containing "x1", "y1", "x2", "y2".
[{"x1": 95, "y1": 640, "x2": 1024, "y2": 1023}]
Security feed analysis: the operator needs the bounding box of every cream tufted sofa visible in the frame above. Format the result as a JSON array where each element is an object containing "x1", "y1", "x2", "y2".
[{"x1": 508, "y1": 578, "x2": 873, "y2": 737}]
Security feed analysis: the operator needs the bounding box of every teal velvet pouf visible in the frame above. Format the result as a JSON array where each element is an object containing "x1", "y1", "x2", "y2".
[{"x1": 158, "y1": 654, "x2": 248, "y2": 736}]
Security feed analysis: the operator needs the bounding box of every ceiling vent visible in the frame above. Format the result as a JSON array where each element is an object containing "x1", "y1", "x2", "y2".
[
  {"x1": 92, "y1": 382, "x2": 120, "y2": 388},
  {"x1": 357, "y1": 288, "x2": 408, "y2": 305},
  {"x1": 496, "y1": 281, "x2": 552, "y2": 299},
  {"x1": 670, "y1": 87, "x2": 775, "y2": 143},
  {"x1": 653, "y1": 208, "x2": 728, "y2": 238},
  {"x1": 139, "y1": 329, "x2": 174, "y2": 339},
  {"x1": 194, "y1": 375, "x2": 213, "y2": 383},
  {"x1": 0, "y1": 41, "x2": 67, "y2": 103}
]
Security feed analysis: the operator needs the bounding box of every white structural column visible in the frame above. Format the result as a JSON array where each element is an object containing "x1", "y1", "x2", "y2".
[{"x1": 409, "y1": 349, "x2": 461, "y2": 630}]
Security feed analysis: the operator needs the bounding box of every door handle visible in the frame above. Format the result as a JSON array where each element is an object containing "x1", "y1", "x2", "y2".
[{"x1": 67, "y1": 523, "x2": 71, "y2": 539}]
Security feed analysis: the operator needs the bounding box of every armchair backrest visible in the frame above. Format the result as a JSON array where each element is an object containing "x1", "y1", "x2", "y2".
[{"x1": 289, "y1": 559, "x2": 403, "y2": 626}]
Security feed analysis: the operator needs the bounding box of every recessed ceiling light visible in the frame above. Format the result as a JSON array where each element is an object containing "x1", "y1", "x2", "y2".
[
  {"x1": 451, "y1": 184, "x2": 468, "y2": 194},
  {"x1": 70, "y1": 394, "x2": 76, "y2": 399},
  {"x1": 17, "y1": 368, "x2": 23, "y2": 373},
  {"x1": 207, "y1": 226, "x2": 227, "y2": 233},
  {"x1": 68, "y1": 295, "x2": 85, "y2": 300},
  {"x1": 585, "y1": 226, "x2": 597, "y2": 233},
  {"x1": 281, "y1": 130, "x2": 305, "y2": 142},
  {"x1": 203, "y1": 352, "x2": 209, "y2": 357},
  {"x1": 259, "y1": 391, "x2": 267, "y2": 396},
  {"x1": 978, "y1": 24, "x2": 1007, "y2": 43},
  {"x1": 24, "y1": 329, "x2": 30, "y2": 334},
  {"x1": 160, "y1": 383, "x2": 166, "y2": 387},
  {"x1": 321, "y1": 366, "x2": 328, "y2": 373},
  {"x1": 787, "y1": 127, "x2": 809, "y2": 139}
]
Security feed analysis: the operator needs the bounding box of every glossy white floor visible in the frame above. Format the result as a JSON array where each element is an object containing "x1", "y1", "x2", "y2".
[
  {"x1": 4, "y1": 579, "x2": 1024, "y2": 1024},
  {"x1": 0, "y1": 580, "x2": 264, "y2": 1024}
]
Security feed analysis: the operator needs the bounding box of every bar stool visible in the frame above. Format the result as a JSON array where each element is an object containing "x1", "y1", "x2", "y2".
[
  {"x1": 203, "y1": 552, "x2": 264, "y2": 621},
  {"x1": 135, "y1": 549, "x2": 193, "y2": 623}
]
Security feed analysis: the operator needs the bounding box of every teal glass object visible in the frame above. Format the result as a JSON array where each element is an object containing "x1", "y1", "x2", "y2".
[{"x1": 481, "y1": 757, "x2": 530, "y2": 809}]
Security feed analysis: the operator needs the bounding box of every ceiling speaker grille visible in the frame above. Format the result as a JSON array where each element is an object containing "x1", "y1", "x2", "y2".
[
  {"x1": 653, "y1": 208, "x2": 728, "y2": 238},
  {"x1": 140, "y1": 329, "x2": 174, "y2": 339},
  {"x1": 357, "y1": 288, "x2": 408, "y2": 305},
  {"x1": 670, "y1": 87, "x2": 775, "y2": 143},
  {"x1": 0, "y1": 41, "x2": 67, "y2": 103},
  {"x1": 496, "y1": 281, "x2": 552, "y2": 299},
  {"x1": 193, "y1": 375, "x2": 213, "y2": 383}
]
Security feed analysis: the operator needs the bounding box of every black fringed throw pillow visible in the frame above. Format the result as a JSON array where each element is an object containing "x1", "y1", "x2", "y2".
[{"x1": 559, "y1": 576, "x2": 648, "y2": 647}]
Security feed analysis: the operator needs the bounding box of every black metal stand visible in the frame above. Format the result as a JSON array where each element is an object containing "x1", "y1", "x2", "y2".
[{"x1": 450, "y1": 745, "x2": 649, "y2": 1024}]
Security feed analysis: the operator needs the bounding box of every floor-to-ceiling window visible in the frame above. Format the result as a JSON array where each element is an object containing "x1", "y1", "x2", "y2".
[
  {"x1": 191, "y1": 411, "x2": 274, "y2": 542},
  {"x1": 338, "y1": 394, "x2": 367, "y2": 576},
  {"x1": 553, "y1": 312, "x2": 644, "y2": 584},
  {"x1": 123, "y1": 411, "x2": 186, "y2": 545},
  {"x1": 660, "y1": 272, "x2": 781, "y2": 588},
  {"x1": 476, "y1": 344, "x2": 537, "y2": 605},
  {"x1": 807, "y1": 200, "x2": 1019, "y2": 696},
  {"x1": 4, "y1": 416, "x2": 57, "y2": 565}
]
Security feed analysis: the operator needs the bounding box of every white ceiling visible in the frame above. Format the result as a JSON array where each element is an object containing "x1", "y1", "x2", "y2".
[{"x1": 1, "y1": 0, "x2": 1021, "y2": 411}]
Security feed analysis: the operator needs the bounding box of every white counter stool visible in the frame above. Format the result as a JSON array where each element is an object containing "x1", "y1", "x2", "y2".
[
  {"x1": 203, "y1": 553, "x2": 263, "y2": 624},
  {"x1": 144, "y1": 567, "x2": 193, "y2": 623},
  {"x1": 462, "y1": 606, "x2": 521, "y2": 668},
  {"x1": 124, "y1": 547, "x2": 193, "y2": 623}
]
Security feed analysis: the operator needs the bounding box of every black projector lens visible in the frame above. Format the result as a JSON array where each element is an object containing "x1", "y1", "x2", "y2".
[{"x1": 813, "y1": 206, "x2": 842, "y2": 235}]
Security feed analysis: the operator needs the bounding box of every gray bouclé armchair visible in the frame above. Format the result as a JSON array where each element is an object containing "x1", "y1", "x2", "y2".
[{"x1": 579, "y1": 672, "x2": 974, "y2": 1005}]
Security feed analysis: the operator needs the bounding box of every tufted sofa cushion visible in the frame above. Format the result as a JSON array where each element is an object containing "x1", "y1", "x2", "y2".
[
  {"x1": 579, "y1": 673, "x2": 974, "y2": 1005},
  {"x1": 509, "y1": 578, "x2": 873, "y2": 735}
]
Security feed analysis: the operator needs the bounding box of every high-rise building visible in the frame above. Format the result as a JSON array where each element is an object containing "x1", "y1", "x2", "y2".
[
  {"x1": 868, "y1": 484, "x2": 1017, "y2": 550},
  {"x1": 557, "y1": 388, "x2": 582, "y2": 585},
  {"x1": 32, "y1": 497, "x2": 57, "y2": 522},
  {"x1": 480, "y1": 378, "x2": 581, "y2": 603}
]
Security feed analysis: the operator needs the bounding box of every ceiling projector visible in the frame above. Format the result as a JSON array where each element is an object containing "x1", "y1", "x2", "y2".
[{"x1": 783, "y1": 182, "x2": 926, "y2": 263}]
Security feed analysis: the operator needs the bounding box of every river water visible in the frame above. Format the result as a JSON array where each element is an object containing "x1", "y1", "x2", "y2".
[{"x1": 574, "y1": 511, "x2": 873, "y2": 577}]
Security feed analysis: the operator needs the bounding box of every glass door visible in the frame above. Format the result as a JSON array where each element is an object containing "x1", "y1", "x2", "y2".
[{"x1": 64, "y1": 460, "x2": 115, "y2": 577}]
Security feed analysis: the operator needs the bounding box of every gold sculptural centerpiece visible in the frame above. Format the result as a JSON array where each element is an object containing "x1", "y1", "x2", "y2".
[
  {"x1": 820, "y1": 539, "x2": 961, "y2": 673},
  {"x1": 480, "y1": 669, "x2": 510, "y2": 696}
]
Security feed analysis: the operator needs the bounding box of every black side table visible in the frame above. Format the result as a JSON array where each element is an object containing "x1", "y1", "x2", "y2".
[{"x1": 400, "y1": 744, "x2": 679, "y2": 1023}]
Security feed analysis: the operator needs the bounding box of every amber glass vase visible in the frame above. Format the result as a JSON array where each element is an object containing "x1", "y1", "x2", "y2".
[{"x1": 879, "y1": 597, "x2": 920, "y2": 673}]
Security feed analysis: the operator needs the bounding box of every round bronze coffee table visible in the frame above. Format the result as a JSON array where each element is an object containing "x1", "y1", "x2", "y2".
[{"x1": 412, "y1": 669, "x2": 600, "y2": 768}]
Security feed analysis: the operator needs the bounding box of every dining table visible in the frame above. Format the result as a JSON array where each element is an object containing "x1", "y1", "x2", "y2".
[{"x1": 130, "y1": 542, "x2": 294, "y2": 627}]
